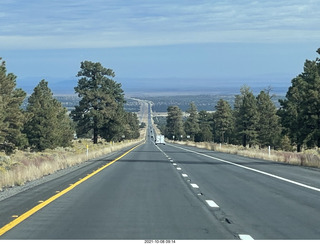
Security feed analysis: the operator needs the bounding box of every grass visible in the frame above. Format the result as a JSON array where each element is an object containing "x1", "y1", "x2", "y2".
[
  {"x1": 172, "y1": 140, "x2": 320, "y2": 168},
  {"x1": 0, "y1": 138, "x2": 144, "y2": 191},
  {"x1": 0, "y1": 100, "x2": 149, "y2": 192}
]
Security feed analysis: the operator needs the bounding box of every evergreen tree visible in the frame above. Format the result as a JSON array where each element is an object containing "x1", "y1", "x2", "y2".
[
  {"x1": 0, "y1": 58, "x2": 27, "y2": 153},
  {"x1": 195, "y1": 110, "x2": 213, "y2": 142},
  {"x1": 124, "y1": 112, "x2": 140, "y2": 139},
  {"x1": 234, "y1": 86, "x2": 259, "y2": 147},
  {"x1": 71, "y1": 61, "x2": 126, "y2": 143},
  {"x1": 184, "y1": 102, "x2": 200, "y2": 141},
  {"x1": 279, "y1": 49, "x2": 320, "y2": 151},
  {"x1": 256, "y1": 90, "x2": 281, "y2": 148},
  {"x1": 24, "y1": 80, "x2": 73, "y2": 151},
  {"x1": 0, "y1": 96, "x2": 5, "y2": 144},
  {"x1": 214, "y1": 99, "x2": 233, "y2": 143},
  {"x1": 165, "y1": 106, "x2": 185, "y2": 140}
]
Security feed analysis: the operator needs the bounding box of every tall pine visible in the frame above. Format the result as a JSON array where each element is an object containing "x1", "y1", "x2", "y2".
[
  {"x1": 195, "y1": 110, "x2": 213, "y2": 142},
  {"x1": 71, "y1": 61, "x2": 126, "y2": 143},
  {"x1": 234, "y1": 86, "x2": 259, "y2": 147},
  {"x1": 0, "y1": 58, "x2": 27, "y2": 154},
  {"x1": 256, "y1": 90, "x2": 281, "y2": 148},
  {"x1": 184, "y1": 102, "x2": 200, "y2": 141},
  {"x1": 279, "y1": 48, "x2": 320, "y2": 151},
  {"x1": 166, "y1": 105, "x2": 185, "y2": 140},
  {"x1": 24, "y1": 80, "x2": 73, "y2": 151},
  {"x1": 214, "y1": 99, "x2": 233, "y2": 143}
]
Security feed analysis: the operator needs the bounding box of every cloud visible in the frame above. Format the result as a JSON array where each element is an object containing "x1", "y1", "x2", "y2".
[{"x1": 0, "y1": 0, "x2": 319, "y2": 49}]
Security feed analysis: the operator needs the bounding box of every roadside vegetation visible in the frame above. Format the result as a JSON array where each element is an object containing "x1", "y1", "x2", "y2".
[
  {"x1": 0, "y1": 59, "x2": 143, "y2": 190},
  {"x1": 0, "y1": 139, "x2": 144, "y2": 191},
  {"x1": 155, "y1": 48, "x2": 320, "y2": 168},
  {"x1": 171, "y1": 140, "x2": 320, "y2": 168}
]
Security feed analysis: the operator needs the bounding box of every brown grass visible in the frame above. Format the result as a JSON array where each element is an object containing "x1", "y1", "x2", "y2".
[
  {"x1": 171, "y1": 140, "x2": 320, "y2": 168},
  {"x1": 0, "y1": 138, "x2": 144, "y2": 191},
  {"x1": 0, "y1": 100, "x2": 149, "y2": 191}
]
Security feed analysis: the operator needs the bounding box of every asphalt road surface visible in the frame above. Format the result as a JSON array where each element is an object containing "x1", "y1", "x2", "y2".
[{"x1": 1, "y1": 134, "x2": 320, "y2": 239}]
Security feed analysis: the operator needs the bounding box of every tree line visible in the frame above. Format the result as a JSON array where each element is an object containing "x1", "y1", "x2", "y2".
[
  {"x1": 163, "y1": 48, "x2": 320, "y2": 152},
  {"x1": 0, "y1": 59, "x2": 140, "y2": 154}
]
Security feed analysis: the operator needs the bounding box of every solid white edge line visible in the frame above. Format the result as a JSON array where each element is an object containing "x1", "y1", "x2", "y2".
[
  {"x1": 168, "y1": 144, "x2": 320, "y2": 193},
  {"x1": 239, "y1": 234, "x2": 254, "y2": 240},
  {"x1": 205, "y1": 200, "x2": 219, "y2": 208}
]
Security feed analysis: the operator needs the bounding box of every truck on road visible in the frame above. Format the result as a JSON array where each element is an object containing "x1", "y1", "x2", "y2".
[{"x1": 155, "y1": 135, "x2": 165, "y2": 145}]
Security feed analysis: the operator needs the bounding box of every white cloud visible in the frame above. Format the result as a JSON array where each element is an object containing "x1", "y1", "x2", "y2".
[{"x1": 0, "y1": 0, "x2": 319, "y2": 49}]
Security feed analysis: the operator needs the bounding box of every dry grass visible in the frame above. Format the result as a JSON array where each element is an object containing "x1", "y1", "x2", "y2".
[
  {"x1": 0, "y1": 138, "x2": 145, "y2": 191},
  {"x1": 172, "y1": 140, "x2": 320, "y2": 168},
  {"x1": 0, "y1": 100, "x2": 149, "y2": 191}
]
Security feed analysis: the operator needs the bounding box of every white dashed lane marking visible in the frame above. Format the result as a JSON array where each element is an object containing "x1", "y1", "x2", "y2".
[
  {"x1": 239, "y1": 234, "x2": 254, "y2": 240},
  {"x1": 190, "y1": 183, "x2": 199, "y2": 188},
  {"x1": 169, "y1": 144, "x2": 320, "y2": 193},
  {"x1": 205, "y1": 200, "x2": 219, "y2": 208},
  {"x1": 156, "y1": 143, "x2": 254, "y2": 240}
]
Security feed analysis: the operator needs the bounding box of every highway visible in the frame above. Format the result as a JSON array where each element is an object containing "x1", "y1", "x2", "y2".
[{"x1": 1, "y1": 107, "x2": 320, "y2": 239}]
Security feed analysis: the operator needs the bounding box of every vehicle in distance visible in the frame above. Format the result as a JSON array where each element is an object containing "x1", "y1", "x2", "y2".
[{"x1": 155, "y1": 135, "x2": 165, "y2": 145}]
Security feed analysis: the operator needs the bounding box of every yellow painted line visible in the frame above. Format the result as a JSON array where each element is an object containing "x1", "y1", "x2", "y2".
[{"x1": 0, "y1": 142, "x2": 143, "y2": 237}]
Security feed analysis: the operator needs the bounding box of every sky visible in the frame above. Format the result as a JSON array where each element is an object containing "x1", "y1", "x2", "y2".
[{"x1": 0, "y1": 0, "x2": 319, "y2": 95}]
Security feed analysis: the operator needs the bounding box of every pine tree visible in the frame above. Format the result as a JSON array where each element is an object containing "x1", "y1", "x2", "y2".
[
  {"x1": 279, "y1": 49, "x2": 320, "y2": 151},
  {"x1": 24, "y1": 80, "x2": 73, "y2": 151},
  {"x1": 0, "y1": 58, "x2": 27, "y2": 154},
  {"x1": 256, "y1": 90, "x2": 281, "y2": 148},
  {"x1": 184, "y1": 102, "x2": 200, "y2": 141},
  {"x1": 195, "y1": 110, "x2": 213, "y2": 142},
  {"x1": 0, "y1": 94, "x2": 6, "y2": 147},
  {"x1": 234, "y1": 86, "x2": 259, "y2": 147},
  {"x1": 166, "y1": 106, "x2": 185, "y2": 140},
  {"x1": 124, "y1": 112, "x2": 140, "y2": 139},
  {"x1": 214, "y1": 99, "x2": 233, "y2": 143},
  {"x1": 71, "y1": 61, "x2": 126, "y2": 143}
]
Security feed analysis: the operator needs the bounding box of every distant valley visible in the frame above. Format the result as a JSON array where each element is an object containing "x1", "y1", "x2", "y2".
[
  {"x1": 18, "y1": 76, "x2": 288, "y2": 113},
  {"x1": 17, "y1": 76, "x2": 290, "y2": 96}
]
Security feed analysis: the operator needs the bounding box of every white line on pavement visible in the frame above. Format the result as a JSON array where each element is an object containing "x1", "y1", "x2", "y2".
[
  {"x1": 169, "y1": 144, "x2": 320, "y2": 193},
  {"x1": 239, "y1": 234, "x2": 254, "y2": 240},
  {"x1": 191, "y1": 183, "x2": 199, "y2": 188},
  {"x1": 205, "y1": 200, "x2": 219, "y2": 208}
]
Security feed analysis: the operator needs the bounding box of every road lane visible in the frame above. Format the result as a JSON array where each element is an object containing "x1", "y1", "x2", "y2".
[
  {"x1": 159, "y1": 143, "x2": 320, "y2": 239},
  {"x1": 2, "y1": 123, "x2": 320, "y2": 240},
  {"x1": 0, "y1": 140, "x2": 235, "y2": 240},
  {"x1": 0, "y1": 144, "x2": 141, "y2": 229}
]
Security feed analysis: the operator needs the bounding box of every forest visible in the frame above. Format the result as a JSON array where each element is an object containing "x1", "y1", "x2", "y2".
[
  {"x1": 140, "y1": 93, "x2": 284, "y2": 113},
  {"x1": 155, "y1": 48, "x2": 320, "y2": 152},
  {"x1": 1, "y1": 48, "x2": 320, "y2": 154},
  {"x1": 0, "y1": 59, "x2": 140, "y2": 154}
]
